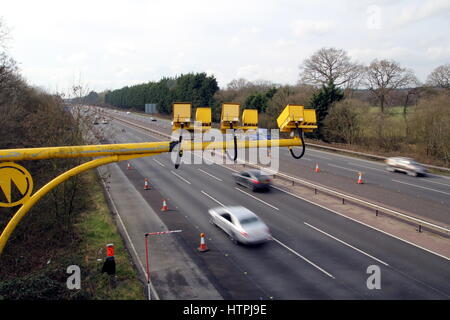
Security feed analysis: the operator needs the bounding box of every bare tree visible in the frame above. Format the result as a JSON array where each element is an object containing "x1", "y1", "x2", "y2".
[
  {"x1": 299, "y1": 47, "x2": 363, "y2": 88},
  {"x1": 363, "y1": 59, "x2": 419, "y2": 113},
  {"x1": 426, "y1": 64, "x2": 450, "y2": 89},
  {"x1": 227, "y1": 78, "x2": 252, "y2": 90},
  {"x1": 0, "y1": 17, "x2": 10, "y2": 50}
]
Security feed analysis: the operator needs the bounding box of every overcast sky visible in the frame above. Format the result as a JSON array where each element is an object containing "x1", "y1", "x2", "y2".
[{"x1": 2, "y1": 0, "x2": 449, "y2": 94}]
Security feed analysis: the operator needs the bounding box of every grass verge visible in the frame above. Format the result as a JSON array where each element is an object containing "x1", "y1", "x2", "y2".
[
  {"x1": 73, "y1": 170, "x2": 145, "y2": 300},
  {"x1": 0, "y1": 170, "x2": 145, "y2": 300}
]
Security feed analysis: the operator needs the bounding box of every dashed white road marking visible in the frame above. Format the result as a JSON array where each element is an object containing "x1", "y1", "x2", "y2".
[
  {"x1": 271, "y1": 237, "x2": 335, "y2": 279},
  {"x1": 170, "y1": 170, "x2": 191, "y2": 185},
  {"x1": 234, "y1": 187, "x2": 279, "y2": 211},
  {"x1": 197, "y1": 168, "x2": 223, "y2": 181},
  {"x1": 392, "y1": 179, "x2": 450, "y2": 196},
  {"x1": 348, "y1": 162, "x2": 386, "y2": 173},
  {"x1": 421, "y1": 179, "x2": 450, "y2": 188},
  {"x1": 328, "y1": 163, "x2": 360, "y2": 173},
  {"x1": 153, "y1": 159, "x2": 166, "y2": 167},
  {"x1": 304, "y1": 222, "x2": 389, "y2": 266},
  {"x1": 201, "y1": 190, "x2": 226, "y2": 207}
]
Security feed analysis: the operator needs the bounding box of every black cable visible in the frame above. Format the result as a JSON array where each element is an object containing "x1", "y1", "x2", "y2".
[
  {"x1": 289, "y1": 123, "x2": 306, "y2": 159},
  {"x1": 174, "y1": 124, "x2": 184, "y2": 169},
  {"x1": 225, "y1": 122, "x2": 238, "y2": 162}
]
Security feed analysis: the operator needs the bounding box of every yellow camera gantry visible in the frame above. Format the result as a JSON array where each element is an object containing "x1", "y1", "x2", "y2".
[{"x1": 0, "y1": 103, "x2": 316, "y2": 255}]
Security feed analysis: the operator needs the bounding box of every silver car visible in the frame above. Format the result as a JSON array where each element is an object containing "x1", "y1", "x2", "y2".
[
  {"x1": 385, "y1": 157, "x2": 427, "y2": 176},
  {"x1": 208, "y1": 206, "x2": 271, "y2": 245}
]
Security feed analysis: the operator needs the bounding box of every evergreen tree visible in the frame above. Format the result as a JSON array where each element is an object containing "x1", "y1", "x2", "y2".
[{"x1": 308, "y1": 81, "x2": 344, "y2": 139}]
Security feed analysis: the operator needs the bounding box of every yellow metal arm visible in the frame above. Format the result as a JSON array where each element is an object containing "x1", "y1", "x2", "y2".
[
  {"x1": 0, "y1": 142, "x2": 169, "y2": 162},
  {"x1": 0, "y1": 153, "x2": 155, "y2": 255},
  {"x1": 0, "y1": 138, "x2": 301, "y2": 162}
]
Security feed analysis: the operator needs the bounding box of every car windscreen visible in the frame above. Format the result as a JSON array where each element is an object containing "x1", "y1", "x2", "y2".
[
  {"x1": 252, "y1": 171, "x2": 269, "y2": 178},
  {"x1": 239, "y1": 216, "x2": 259, "y2": 225}
]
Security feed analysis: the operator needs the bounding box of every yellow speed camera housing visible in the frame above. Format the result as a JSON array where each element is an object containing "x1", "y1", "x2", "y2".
[
  {"x1": 277, "y1": 105, "x2": 317, "y2": 133},
  {"x1": 193, "y1": 107, "x2": 212, "y2": 132},
  {"x1": 172, "y1": 102, "x2": 192, "y2": 131},
  {"x1": 220, "y1": 103, "x2": 240, "y2": 132},
  {"x1": 301, "y1": 109, "x2": 317, "y2": 132},
  {"x1": 241, "y1": 109, "x2": 258, "y2": 131}
]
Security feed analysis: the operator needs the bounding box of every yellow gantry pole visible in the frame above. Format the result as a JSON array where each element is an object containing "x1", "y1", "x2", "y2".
[{"x1": 0, "y1": 153, "x2": 154, "y2": 255}]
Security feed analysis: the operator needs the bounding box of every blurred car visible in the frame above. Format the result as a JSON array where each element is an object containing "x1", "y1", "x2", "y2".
[
  {"x1": 208, "y1": 206, "x2": 271, "y2": 245},
  {"x1": 150, "y1": 116, "x2": 157, "y2": 121},
  {"x1": 233, "y1": 169, "x2": 271, "y2": 191},
  {"x1": 126, "y1": 111, "x2": 131, "y2": 114},
  {"x1": 101, "y1": 119, "x2": 108, "y2": 124},
  {"x1": 385, "y1": 157, "x2": 427, "y2": 176}
]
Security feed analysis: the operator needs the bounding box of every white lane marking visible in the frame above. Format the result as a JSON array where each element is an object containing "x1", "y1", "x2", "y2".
[
  {"x1": 170, "y1": 170, "x2": 191, "y2": 185},
  {"x1": 197, "y1": 168, "x2": 223, "y2": 181},
  {"x1": 201, "y1": 190, "x2": 226, "y2": 207},
  {"x1": 308, "y1": 147, "x2": 386, "y2": 166},
  {"x1": 302, "y1": 158, "x2": 313, "y2": 161},
  {"x1": 304, "y1": 222, "x2": 389, "y2": 266},
  {"x1": 271, "y1": 237, "x2": 335, "y2": 279},
  {"x1": 392, "y1": 179, "x2": 450, "y2": 196},
  {"x1": 272, "y1": 185, "x2": 450, "y2": 261},
  {"x1": 328, "y1": 163, "x2": 360, "y2": 173},
  {"x1": 310, "y1": 154, "x2": 332, "y2": 160},
  {"x1": 348, "y1": 163, "x2": 387, "y2": 173},
  {"x1": 153, "y1": 159, "x2": 166, "y2": 167},
  {"x1": 234, "y1": 187, "x2": 279, "y2": 211},
  {"x1": 421, "y1": 179, "x2": 450, "y2": 188}
]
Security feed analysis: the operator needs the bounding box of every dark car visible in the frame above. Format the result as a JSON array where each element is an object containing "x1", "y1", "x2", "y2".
[{"x1": 233, "y1": 169, "x2": 271, "y2": 191}]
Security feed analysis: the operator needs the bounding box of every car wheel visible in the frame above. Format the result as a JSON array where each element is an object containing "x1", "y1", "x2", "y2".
[
  {"x1": 407, "y1": 171, "x2": 418, "y2": 177},
  {"x1": 386, "y1": 166, "x2": 395, "y2": 172},
  {"x1": 229, "y1": 233, "x2": 239, "y2": 245}
]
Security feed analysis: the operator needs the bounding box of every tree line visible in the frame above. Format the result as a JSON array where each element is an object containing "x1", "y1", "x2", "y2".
[{"x1": 104, "y1": 73, "x2": 219, "y2": 115}]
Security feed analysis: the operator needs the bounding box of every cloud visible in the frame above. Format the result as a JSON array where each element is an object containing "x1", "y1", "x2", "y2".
[
  {"x1": 290, "y1": 19, "x2": 334, "y2": 37},
  {"x1": 426, "y1": 45, "x2": 450, "y2": 60},
  {"x1": 348, "y1": 47, "x2": 412, "y2": 63},
  {"x1": 106, "y1": 42, "x2": 136, "y2": 57},
  {"x1": 396, "y1": 0, "x2": 450, "y2": 27},
  {"x1": 236, "y1": 64, "x2": 297, "y2": 84}
]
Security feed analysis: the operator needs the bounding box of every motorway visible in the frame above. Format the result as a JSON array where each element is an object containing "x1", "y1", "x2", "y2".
[
  {"x1": 111, "y1": 111, "x2": 450, "y2": 226},
  {"x1": 92, "y1": 109, "x2": 450, "y2": 299}
]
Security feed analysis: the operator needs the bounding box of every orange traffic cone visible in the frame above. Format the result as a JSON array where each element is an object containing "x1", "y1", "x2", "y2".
[
  {"x1": 127, "y1": 162, "x2": 133, "y2": 170},
  {"x1": 315, "y1": 163, "x2": 320, "y2": 173},
  {"x1": 144, "y1": 178, "x2": 150, "y2": 190},
  {"x1": 197, "y1": 233, "x2": 209, "y2": 252},
  {"x1": 161, "y1": 199, "x2": 169, "y2": 211},
  {"x1": 357, "y1": 172, "x2": 364, "y2": 184}
]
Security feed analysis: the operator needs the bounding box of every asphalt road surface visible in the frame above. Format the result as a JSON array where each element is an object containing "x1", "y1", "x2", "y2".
[
  {"x1": 93, "y1": 113, "x2": 450, "y2": 299},
  {"x1": 109, "y1": 110, "x2": 450, "y2": 226}
]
